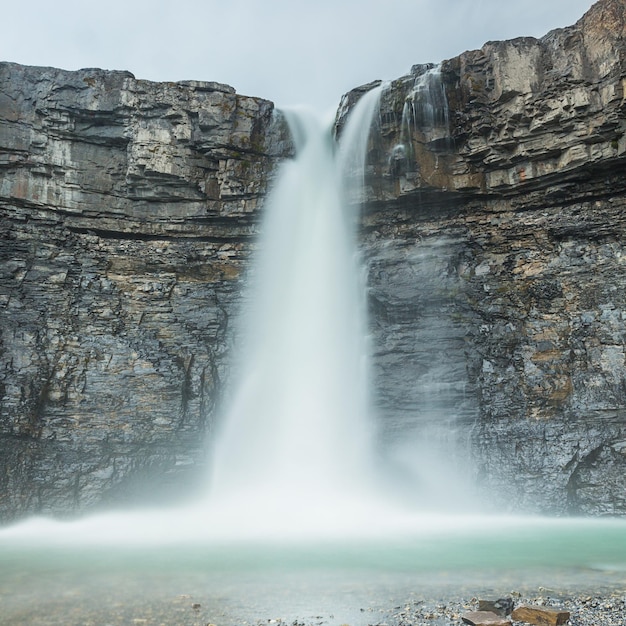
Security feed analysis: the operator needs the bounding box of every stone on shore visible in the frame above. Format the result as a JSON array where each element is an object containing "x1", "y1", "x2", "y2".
[
  {"x1": 461, "y1": 611, "x2": 511, "y2": 626},
  {"x1": 478, "y1": 598, "x2": 514, "y2": 616},
  {"x1": 510, "y1": 605, "x2": 570, "y2": 625}
]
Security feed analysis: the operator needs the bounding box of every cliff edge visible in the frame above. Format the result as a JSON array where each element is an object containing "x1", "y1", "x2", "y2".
[{"x1": 345, "y1": 0, "x2": 626, "y2": 515}]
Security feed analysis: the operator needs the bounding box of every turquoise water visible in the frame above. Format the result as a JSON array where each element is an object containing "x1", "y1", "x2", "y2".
[{"x1": 1, "y1": 514, "x2": 625, "y2": 625}]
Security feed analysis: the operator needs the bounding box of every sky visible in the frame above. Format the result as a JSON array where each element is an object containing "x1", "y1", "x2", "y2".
[{"x1": 2, "y1": 0, "x2": 596, "y2": 114}]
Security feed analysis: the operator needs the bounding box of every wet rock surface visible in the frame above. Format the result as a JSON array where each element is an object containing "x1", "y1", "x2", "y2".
[
  {"x1": 348, "y1": 0, "x2": 626, "y2": 515},
  {"x1": 0, "y1": 62, "x2": 291, "y2": 520}
]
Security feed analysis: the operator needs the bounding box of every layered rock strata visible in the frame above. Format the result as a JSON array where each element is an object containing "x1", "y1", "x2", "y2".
[
  {"x1": 0, "y1": 63, "x2": 289, "y2": 520},
  {"x1": 345, "y1": 0, "x2": 626, "y2": 514}
]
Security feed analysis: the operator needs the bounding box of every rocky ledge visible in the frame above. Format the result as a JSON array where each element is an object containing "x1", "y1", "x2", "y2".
[
  {"x1": 339, "y1": 0, "x2": 626, "y2": 515},
  {"x1": 0, "y1": 63, "x2": 290, "y2": 520}
]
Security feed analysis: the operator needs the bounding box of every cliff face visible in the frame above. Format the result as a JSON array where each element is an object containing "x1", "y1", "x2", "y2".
[
  {"x1": 0, "y1": 63, "x2": 290, "y2": 519},
  {"x1": 346, "y1": 0, "x2": 626, "y2": 514},
  {"x1": 2, "y1": 0, "x2": 626, "y2": 521}
]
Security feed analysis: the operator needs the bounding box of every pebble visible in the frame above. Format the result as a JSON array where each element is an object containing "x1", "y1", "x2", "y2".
[{"x1": 4, "y1": 586, "x2": 625, "y2": 625}]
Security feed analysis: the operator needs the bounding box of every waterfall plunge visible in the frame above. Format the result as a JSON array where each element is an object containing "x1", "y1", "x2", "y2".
[{"x1": 205, "y1": 87, "x2": 386, "y2": 536}]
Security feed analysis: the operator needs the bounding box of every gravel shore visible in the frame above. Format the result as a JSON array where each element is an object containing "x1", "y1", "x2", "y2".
[
  {"x1": 4, "y1": 589, "x2": 625, "y2": 626},
  {"x1": 377, "y1": 590, "x2": 626, "y2": 626}
]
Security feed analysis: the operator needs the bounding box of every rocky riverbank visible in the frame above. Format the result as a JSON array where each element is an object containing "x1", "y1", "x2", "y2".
[
  {"x1": 2, "y1": 588, "x2": 625, "y2": 626},
  {"x1": 381, "y1": 591, "x2": 626, "y2": 626}
]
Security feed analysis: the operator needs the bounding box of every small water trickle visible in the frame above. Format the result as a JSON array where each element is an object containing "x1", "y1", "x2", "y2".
[
  {"x1": 397, "y1": 64, "x2": 450, "y2": 167},
  {"x1": 407, "y1": 64, "x2": 449, "y2": 132}
]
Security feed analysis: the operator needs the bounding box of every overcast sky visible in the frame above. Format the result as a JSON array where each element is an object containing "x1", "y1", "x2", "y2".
[{"x1": 2, "y1": 0, "x2": 596, "y2": 114}]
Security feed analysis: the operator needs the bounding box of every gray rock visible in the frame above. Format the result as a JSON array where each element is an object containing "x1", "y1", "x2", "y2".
[
  {"x1": 0, "y1": 62, "x2": 291, "y2": 520},
  {"x1": 478, "y1": 598, "x2": 514, "y2": 616},
  {"x1": 461, "y1": 611, "x2": 511, "y2": 626},
  {"x1": 341, "y1": 0, "x2": 626, "y2": 515}
]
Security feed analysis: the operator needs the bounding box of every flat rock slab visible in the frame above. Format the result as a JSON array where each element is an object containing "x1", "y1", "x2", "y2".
[
  {"x1": 511, "y1": 605, "x2": 570, "y2": 625},
  {"x1": 461, "y1": 611, "x2": 511, "y2": 626}
]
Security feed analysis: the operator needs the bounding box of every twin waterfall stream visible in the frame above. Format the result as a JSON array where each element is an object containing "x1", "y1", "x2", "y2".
[{"x1": 1, "y1": 84, "x2": 626, "y2": 625}]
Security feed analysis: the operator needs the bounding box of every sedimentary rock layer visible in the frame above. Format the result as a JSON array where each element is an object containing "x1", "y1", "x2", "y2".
[
  {"x1": 0, "y1": 63, "x2": 289, "y2": 519},
  {"x1": 347, "y1": 0, "x2": 626, "y2": 514}
]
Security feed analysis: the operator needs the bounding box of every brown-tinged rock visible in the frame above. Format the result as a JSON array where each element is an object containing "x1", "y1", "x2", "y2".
[
  {"x1": 350, "y1": 0, "x2": 626, "y2": 518},
  {"x1": 510, "y1": 605, "x2": 570, "y2": 625}
]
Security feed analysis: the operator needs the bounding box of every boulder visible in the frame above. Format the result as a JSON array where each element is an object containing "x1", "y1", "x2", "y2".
[{"x1": 478, "y1": 598, "x2": 514, "y2": 616}]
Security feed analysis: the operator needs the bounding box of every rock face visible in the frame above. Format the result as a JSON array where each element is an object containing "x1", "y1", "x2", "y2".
[
  {"x1": 2, "y1": 0, "x2": 626, "y2": 520},
  {"x1": 347, "y1": 0, "x2": 626, "y2": 515},
  {"x1": 0, "y1": 63, "x2": 290, "y2": 520}
]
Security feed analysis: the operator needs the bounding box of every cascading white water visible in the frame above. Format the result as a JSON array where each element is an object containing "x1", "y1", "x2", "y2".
[
  {"x1": 206, "y1": 87, "x2": 384, "y2": 525},
  {"x1": 402, "y1": 64, "x2": 449, "y2": 136},
  {"x1": 394, "y1": 64, "x2": 450, "y2": 169}
]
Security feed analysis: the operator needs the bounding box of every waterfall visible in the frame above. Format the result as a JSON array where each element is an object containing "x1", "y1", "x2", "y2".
[
  {"x1": 395, "y1": 64, "x2": 450, "y2": 170},
  {"x1": 206, "y1": 86, "x2": 383, "y2": 524},
  {"x1": 403, "y1": 64, "x2": 449, "y2": 136},
  {"x1": 1, "y1": 85, "x2": 626, "y2": 612}
]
